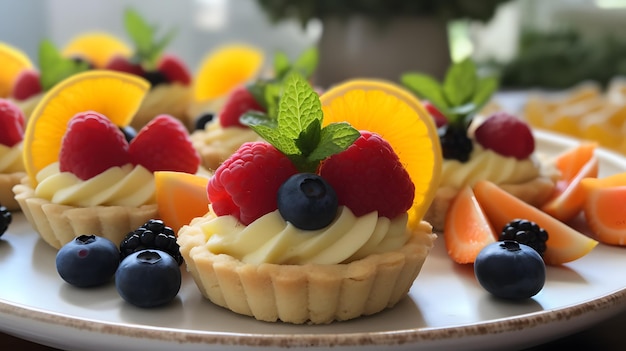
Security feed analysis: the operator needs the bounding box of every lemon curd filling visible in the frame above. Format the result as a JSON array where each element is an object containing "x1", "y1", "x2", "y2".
[
  {"x1": 0, "y1": 143, "x2": 25, "y2": 173},
  {"x1": 34, "y1": 162, "x2": 155, "y2": 207},
  {"x1": 441, "y1": 144, "x2": 541, "y2": 189},
  {"x1": 198, "y1": 206, "x2": 411, "y2": 265}
]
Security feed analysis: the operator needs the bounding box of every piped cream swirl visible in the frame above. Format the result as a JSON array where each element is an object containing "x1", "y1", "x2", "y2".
[
  {"x1": 198, "y1": 206, "x2": 410, "y2": 265},
  {"x1": 34, "y1": 162, "x2": 155, "y2": 207},
  {"x1": 0, "y1": 143, "x2": 25, "y2": 173},
  {"x1": 191, "y1": 120, "x2": 261, "y2": 155}
]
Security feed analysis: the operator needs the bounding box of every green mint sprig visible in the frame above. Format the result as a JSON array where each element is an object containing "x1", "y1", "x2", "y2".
[
  {"x1": 38, "y1": 39, "x2": 91, "y2": 91},
  {"x1": 241, "y1": 73, "x2": 359, "y2": 173},
  {"x1": 124, "y1": 8, "x2": 176, "y2": 70},
  {"x1": 401, "y1": 58, "x2": 498, "y2": 128}
]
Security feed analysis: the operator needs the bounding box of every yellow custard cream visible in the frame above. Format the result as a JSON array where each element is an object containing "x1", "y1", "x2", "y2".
[
  {"x1": 34, "y1": 162, "x2": 155, "y2": 207},
  {"x1": 0, "y1": 143, "x2": 25, "y2": 173},
  {"x1": 198, "y1": 206, "x2": 410, "y2": 265},
  {"x1": 441, "y1": 144, "x2": 541, "y2": 189}
]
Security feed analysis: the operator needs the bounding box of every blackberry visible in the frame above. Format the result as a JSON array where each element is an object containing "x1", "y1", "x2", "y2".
[
  {"x1": 194, "y1": 112, "x2": 214, "y2": 130},
  {"x1": 120, "y1": 219, "x2": 183, "y2": 265},
  {"x1": 143, "y1": 70, "x2": 169, "y2": 88},
  {"x1": 438, "y1": 125, "x2": 473, "y2": 162},
  {"x1": 0, "y1": 205, "x2": 11, "y2": 237},
  {"x1": 500, "y1": 219, "x2": 549, "y2": 256}
]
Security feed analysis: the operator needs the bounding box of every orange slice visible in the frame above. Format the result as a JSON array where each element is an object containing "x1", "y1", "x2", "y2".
[
  {"x1": 62, "y1": 32, "x2": 132, "y2": 68},
  {"x1": 474, "y1": 180, "x2": 598, "y2": 265},
  {"x1": 319, "y1": 79, "x2": 442, "y2": 226},
  {"x1": 193, "y1": 44, "x2": 264, "y2": 102},
  {"x1": 581, "y1": 173, "x2": 626, "y2": 245},
  {"x1": 23, "y1": 70, "x2": 150, "y2": 186},
  {"x1": 155, "y1": 171, "x2": 210, "y2": 233},
  {"x1": 0, "y1": 41, "x2": 34, "y2": 98}
]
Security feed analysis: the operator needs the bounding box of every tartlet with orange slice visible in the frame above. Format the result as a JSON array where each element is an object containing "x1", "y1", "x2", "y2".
[
  {"x1": 12, "y1": 70, "x2": 201, "y2": 249},
  {"x1": 176, "y1": 74, "x2": 440, "y2": 324}
]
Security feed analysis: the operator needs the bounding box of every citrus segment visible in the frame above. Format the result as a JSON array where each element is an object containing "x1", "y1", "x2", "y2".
[
  {"x1": 23, "y1": 70, "x2": 150, "y2": 186},
  {"x1": 542, "y1": 143, "x2": 599, "y2": 222},
  {"x1": 193, "y1": 44, "x2": 264, "y2": 102},
  {"x1": 474, "y1": 180, "x2": 598, "y2": 265},
  {"x1": 0, "y1": 41, "x2": 34, "y2": 98},
  {"x1": 319, "y1": 79, "x2": 442, "y2": 226},
  {"x1": 62, "y1": 32, "x2": 132, "y2": 68},
  {"x1": 581, "y1": 173, "x2": 626, "y2": 245},
  {"x1": 155, "y1": 171, "x2": 210, "y2": 233},
  {"x1": 444, "y1": 186, "x2": 497, "y2": 264}
]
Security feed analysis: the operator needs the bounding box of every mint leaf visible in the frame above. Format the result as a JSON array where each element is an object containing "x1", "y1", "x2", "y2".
[
  {"x1": 472, "y1": 76, "x2": 499, "y2": 111},
  {"x1": 273, "y1": 51, "x2": 291, "y2": 79},
  {"x1": 295, "y1": 118, "x2": 321, "y2": 156},
  {"x1": 400, "y1": 73, "x2": 448, "y2": 112},
  {"x1": 124, "y1": 8, "x2": 176, "y2": 69},
  {"x1": 292, "y1": 46, "x2": 318, "y2": 79},
  {"x1": 308, "y1": 122, "x2": 360, "y2": 162},
  {"x1": 38, "y1": 39, "x2": 90, "y2": 91},
  {"x1": 443, "y1": 58, "x2": 477, "y2": 107},
  {"x1": 278, "y1": 73, "x2": 322, "y2": 141}
]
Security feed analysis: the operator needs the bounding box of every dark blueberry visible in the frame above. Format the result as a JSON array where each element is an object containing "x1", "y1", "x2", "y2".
[
  {"x1": 115, "y1": 250, "x2": 181, "y2": 308},
  {"x1": 194, "y1": 112, "x2": 214, "y2": 130},
  {"x1": 277, "y1": 173, "x2": 338, "y2": 230},
  {"x1": 143, "y1": 70, "x2": 169, "y2": 88},
  {"x1": 474, "y1": 240, "x2": 546, "y2": 300},
  {"x1": 55, "y1": 235, "x2": 120, "y2": 287},
  {"x1": 120, "y1": 219, "x2": 183, "y2": 265},
  {"x1": 119, "y1": 125, "x2": 137, "y2": 142},
  {"x1": 0, "y1": 205, "x2": 12, "y2": 237},
  {"x1": 500, "y1": 219, "x2": 549, "y2": 256},
  {"x1": 438, "y1": 124, "x2": 473, "y2": 162}
]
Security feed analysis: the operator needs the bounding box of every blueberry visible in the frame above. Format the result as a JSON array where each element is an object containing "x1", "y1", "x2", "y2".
[
  {"x1": 0, "y1": 205, "x2": 12, "y2": 237},
  {"x1": 143, "y1": 70, "x2": 169, "y2": 88},
  {"x1": 194, "y1": 112, "x2": 214, "y2": 130},
  {"x1": 55, "y1": 235, "x2": 120, "y2": 288},
  {"x1": 119, "y1": 125, "x2": 137, "y2": 142},
  {"x1": 277, "y1": 173, "x2": 338, "y2": 230},
  {"x1": 474, "y1": 240, "x2": 546, "y2": 300},
  {"x1": 115, "y1": 250, "x2": 181, "y2": 308}
]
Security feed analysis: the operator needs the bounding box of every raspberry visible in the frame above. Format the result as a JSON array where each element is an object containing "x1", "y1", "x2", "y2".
[
  {"x1": 59, "y1": 112, "x2": 130, "y2": 180},
  {"x1": 105, "y1": 55, "x2": 145, "y2": 77},
  {"x1": 208, "y1": 142, "x2": 298, "y2": 225},
  {"x1": 318, "y1": 132, "x2": 415, "y2": 218},
  {"x1": 0, "y1": 99, "x2": 25, "y2": 147},
  {"x1": 11, "y1": 69, "x2": 42, "y2": 101},
  {"x1": 474, "y1": 112, "x2": 535, "y2": 160},
  {"x1": 423, "y1": 101, "x2": 447, "y2": 128},
  {"x1": 157, "y1": 54, "x2": 191, "y2": 86},
  {"x1": 218, "y1": 85, "x2": 265, "y2": 128},
  {"x1": 129, "y1": 114, "x2": 200, "y2": 174}
]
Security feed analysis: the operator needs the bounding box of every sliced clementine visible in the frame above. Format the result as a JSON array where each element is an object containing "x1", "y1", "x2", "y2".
[
  {"x1": 542, "y1": 143, "x2": 599, "y2": 222},
  {"x1": 62, "y1": 32, "x2": 132, "y2": 68},
  {"x1": 474, "y1": 180, "x2": 598, "y2": 265},
  {"x1": 444, "y1": 186, "x2": 497, "y2": 264},
  {"x1": 193, "y1": 44, "x2": 264, "y2": 102},
  {"x1": 581, "y1": 173, "x2": 626, "y2": 245},
  {"x1": 0, "y1": 41, "x2": 34, "y2": 98},
  {"x1": 319, "y1": 79, "x2": 442, "y2": 226},
  {"x1": 23, "y1": 70, "x2": 150, "y2": 186},
  {"x1": 154, "y1": 171, "x2": 210, "y2": 233}
]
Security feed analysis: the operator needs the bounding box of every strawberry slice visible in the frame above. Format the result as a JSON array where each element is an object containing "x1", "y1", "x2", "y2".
[
  {"x1": 12, "y1": 69, "x2": 42, "y2": 101},
  {"x1": 59, "y1": 112, "x2": 130, "y2": 180},
  {"x1": 443, "y1": 185, "x2": 497, "y2": 264},
  {"x1": 157, "y1": 54, "x2": 191, "y2": 86},
  {"x1": 218, "y1": 85, "x2": 265, "y2": 128},
  {"x1": 129, "y1": 114, "x2": 200, "y2": 174},
  {"x1": 0, "y1": 99, "x2": 26, "y2": 147}
]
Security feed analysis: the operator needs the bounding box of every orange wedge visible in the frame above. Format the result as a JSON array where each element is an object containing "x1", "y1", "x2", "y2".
[
  {"x1": 23, "y1": 70, "x2": 150, "y2": 186},
  {"x1": 581, "y1": 173, "x2": 626, "y2": 245},
  {"x1": 62, "y1": 32, "x2": 132, "y2": 68},
  {"x1": 319, "y1": 79, "x2": 442, "y2": 226},
  {"x1": 0, "y1": 41, "x2": 34, "y2": 98},
  {"x1": 155, "y1": 171, "x2": 210, "y2": 233},
  {"x1": 193, "y1": 44, "x2": 264, "y2": 102}
]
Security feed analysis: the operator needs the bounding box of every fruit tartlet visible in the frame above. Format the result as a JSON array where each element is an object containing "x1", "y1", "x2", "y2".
[
  {"x1": 12, "y1": 70, "x2": 201, "y2": 249},
  {"x1": 177, "y1": 74, "x2": 440, "y2": 324},
  {"x1": 0, "y1": 99, "x2": 26, "y2": 210},
  {"x1": 402, "y1": 59, "x2": 559, "y2": 231},
  {"x1": 189, "y1": 47, "x2": 317, "y2": 171}
]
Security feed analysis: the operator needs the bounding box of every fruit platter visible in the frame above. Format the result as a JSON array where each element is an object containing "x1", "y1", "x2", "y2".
[{"x1": 2, "y1": 9, "x2": 626, "y2": 350}]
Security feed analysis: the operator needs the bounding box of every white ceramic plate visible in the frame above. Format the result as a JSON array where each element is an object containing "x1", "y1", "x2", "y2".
[{"x1": 1, "y1": 130, "x2": 626, "y2": 351}]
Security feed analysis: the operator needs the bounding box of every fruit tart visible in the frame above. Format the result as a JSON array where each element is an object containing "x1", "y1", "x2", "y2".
[
  {"x1": 12, "y1": 70, "x2": 201, "y2": 249},
  {"x1": 402, "y1": 59, "x2": 559, "y2": 231},
  {"x1": 0, "y1": 99, "x2": 26, "y2": 210},
  {"x1": 189, "y1": 47, "x2": 318, "y2": 171},
  {"x1": 177, "y1": 74, "x2": 440, "y2": 324}
]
